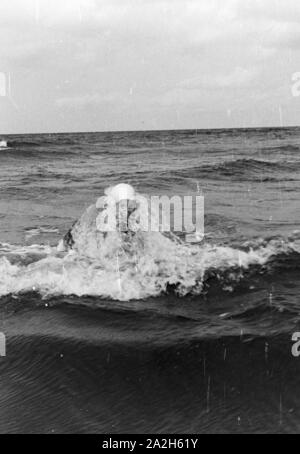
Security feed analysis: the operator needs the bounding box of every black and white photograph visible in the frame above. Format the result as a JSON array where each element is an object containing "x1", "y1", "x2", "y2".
[{"x1": 0, "y1": 0, "x2": 300, "y2": 436}]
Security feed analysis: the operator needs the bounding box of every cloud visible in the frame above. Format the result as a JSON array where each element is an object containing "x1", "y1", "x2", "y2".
[
  {"x1": 178, "y1": 67, "x2": 259, "y2": 90},
  {"x1": 236, "y1": 0, "x2": 300, "y2": 24},
  {"x1": 55, "y1": 92, "x2": 127, "y2": 108},
  {"x1": 1, "y1": 0, "x2": 300, "y2": 132},
  {"x1": 1, "y1": 0, "x2": 300, "y2": 65}
]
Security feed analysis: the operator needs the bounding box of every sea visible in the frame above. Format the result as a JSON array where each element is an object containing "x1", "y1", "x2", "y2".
[{"x1": 0, "y1": 127, "x2": 299, "y2": 433}]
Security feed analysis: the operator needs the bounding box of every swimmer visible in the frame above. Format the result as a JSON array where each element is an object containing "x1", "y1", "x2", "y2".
[{"x1": 59, "y1": 183, "x2": 140, "y2": 252}]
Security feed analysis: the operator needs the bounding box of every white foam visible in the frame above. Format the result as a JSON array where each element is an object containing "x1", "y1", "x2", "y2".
[
  {"x1": 0, "y1": 234, "x2": 298, "y2": 301},
  {"x1": 0, "y1": 140, "x2": 8, "y2": 149},
  {"x1": 25, "y1": 227, "x2": 60, "y2": 240}
]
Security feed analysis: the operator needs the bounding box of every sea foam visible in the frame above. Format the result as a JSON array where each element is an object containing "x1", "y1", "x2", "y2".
[{"x1": 0, "y1": 232, "x2": 299, "y2": 301}]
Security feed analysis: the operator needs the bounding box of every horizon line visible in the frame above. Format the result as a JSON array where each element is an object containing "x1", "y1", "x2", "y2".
[{"x1": 2, "y1": 124, "x2": 300, "y2": 136}]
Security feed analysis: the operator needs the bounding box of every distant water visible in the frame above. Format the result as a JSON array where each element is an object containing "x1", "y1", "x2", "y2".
[{"x1": 0, "y1": 128, "x2": 299, "y2": 433}]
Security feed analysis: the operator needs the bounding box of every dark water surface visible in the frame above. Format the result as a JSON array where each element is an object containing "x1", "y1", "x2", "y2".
[{"x1": 0, "y1": 128, "x2": 299, "y2": 433}]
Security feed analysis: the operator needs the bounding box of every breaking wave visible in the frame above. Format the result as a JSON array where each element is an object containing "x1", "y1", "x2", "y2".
[{"x1": 0, "y1": 231, "x2": 299, "y2": 301}]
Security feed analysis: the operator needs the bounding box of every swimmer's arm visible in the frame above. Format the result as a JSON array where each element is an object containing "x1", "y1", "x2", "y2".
[{"x1": 57, "y1": 204, "x2": 99, "y2": 252}]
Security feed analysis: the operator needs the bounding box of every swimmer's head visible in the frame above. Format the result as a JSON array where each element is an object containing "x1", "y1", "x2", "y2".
[
  {"x1": 102, "y1": 184, "x2": 137, "y2": 233},
  {"x1": 105, "y1": 183, "x2": 136, "y2": 203}
]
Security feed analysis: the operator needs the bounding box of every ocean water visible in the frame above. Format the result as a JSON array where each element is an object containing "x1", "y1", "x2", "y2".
[{"x1": 0, "y1": 128, "x2": 299, "y2": 433}]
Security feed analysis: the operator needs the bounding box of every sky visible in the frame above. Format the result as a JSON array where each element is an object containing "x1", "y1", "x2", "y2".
[{"x1": 0, "y1": 0, "x2": 300, "y2": 133}]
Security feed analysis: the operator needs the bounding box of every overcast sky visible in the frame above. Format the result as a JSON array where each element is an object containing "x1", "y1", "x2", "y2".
[{"x1": 0, "y1": 0, "x2": 300, "y2": 133}]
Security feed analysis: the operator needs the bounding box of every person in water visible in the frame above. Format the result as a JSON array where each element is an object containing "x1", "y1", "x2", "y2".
[{"x1": 59, "y1": 183, "x2": 141, "y2": 252}]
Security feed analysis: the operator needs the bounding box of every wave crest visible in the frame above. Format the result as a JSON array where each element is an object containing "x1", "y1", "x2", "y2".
[{"x1": 0, "y1": 231, "x2": 299, "y2": 301}]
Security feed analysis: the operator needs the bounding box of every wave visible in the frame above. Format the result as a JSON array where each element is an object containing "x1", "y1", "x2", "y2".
[
  {"x1": 0, "y1": 181, "x2": 299, "y2": 302},
  {"x1": 7, "y1": 137, "x2": 77, "y2": 148},
  {"x1": 8, "y1": 140, "x2": 41, "y2": 148},
  {"x1": 262, "y1": 144, "x2": 300, "y2": 153},
  {"x1": 1, "y1": 137, "x2": 80, "y2": 156},
  {"x1": 0, "y1": 231, "x2": 299, "y2": 302},
  {"x1": 0, "y1": 140, "x2": 11, "y2": 150},
  {"x1": 0, "y1": 140, "x2": 8, "y2": 147},
  {"x1": 118, "y1": 158, "x2": 300, "y2": 187},
  {"x1": 168, "y1": 158, "x2": 299, "y2": 182}
]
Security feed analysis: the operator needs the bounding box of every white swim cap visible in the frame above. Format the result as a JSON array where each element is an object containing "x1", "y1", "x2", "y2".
[{"x1": 105, "y1": 183, "x2": 136, "y2": 203}]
